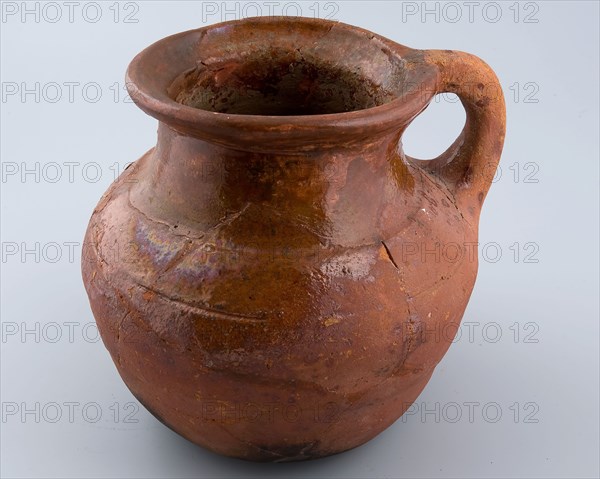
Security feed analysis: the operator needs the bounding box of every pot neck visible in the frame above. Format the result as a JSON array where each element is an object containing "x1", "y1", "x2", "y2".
[{"x1": 130, "y1": 123, "x2": 414, "y2": 248}]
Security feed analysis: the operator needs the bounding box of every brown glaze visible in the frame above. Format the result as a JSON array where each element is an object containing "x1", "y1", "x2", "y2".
[{"x1": 82, "y1": 17, "x2": 505, "y2": 461}]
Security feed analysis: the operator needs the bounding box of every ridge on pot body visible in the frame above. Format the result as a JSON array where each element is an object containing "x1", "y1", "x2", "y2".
[{"x1": 82, "y1": 17, "x2": 505, "y2": 461}]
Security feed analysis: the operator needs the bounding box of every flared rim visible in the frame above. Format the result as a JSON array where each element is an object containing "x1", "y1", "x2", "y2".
[{"x1": 125, "y1": 17, "x2": 440, "y2": 150}]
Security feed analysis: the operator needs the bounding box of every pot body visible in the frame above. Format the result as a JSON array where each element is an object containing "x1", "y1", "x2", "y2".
[{"x1": 82, "y1": 17, "x2": 505, "y2": 461}]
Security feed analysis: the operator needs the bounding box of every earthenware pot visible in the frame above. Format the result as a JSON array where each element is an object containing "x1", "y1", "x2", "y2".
[{"x1": 82, "y1": 16, "x2": 505, "y2": 461}]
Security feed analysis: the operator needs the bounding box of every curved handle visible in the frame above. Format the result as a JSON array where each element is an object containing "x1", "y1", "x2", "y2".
[{"x1": 410, "y1": 50, "x2": 506, "y2": 215}]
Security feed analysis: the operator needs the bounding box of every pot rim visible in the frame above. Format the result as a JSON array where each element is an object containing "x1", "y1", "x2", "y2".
[{"x1": 125, "y1": 16, "x2": 440, "y2": 151}]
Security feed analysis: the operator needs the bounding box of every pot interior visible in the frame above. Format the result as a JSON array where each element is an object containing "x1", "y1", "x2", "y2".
[
  {"x1": 172, "y1": 52, "x2": 399, "y2": 116},
  {"x1": 163, "y1": 18, "x2": 410, "y2": 117}
]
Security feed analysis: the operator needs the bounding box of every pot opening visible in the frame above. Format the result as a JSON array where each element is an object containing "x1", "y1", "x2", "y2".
[
  {"x1": 127, "y1": 18, "x2": 440, "y2": 150},
  {"x1": 170, "y1": 53, "x2": 399, "y2": 116}
]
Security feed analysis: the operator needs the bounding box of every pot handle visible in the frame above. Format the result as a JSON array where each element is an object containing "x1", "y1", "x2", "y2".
[{"x1": 409, "y1": 50, "x2": 506, "y2": 214}]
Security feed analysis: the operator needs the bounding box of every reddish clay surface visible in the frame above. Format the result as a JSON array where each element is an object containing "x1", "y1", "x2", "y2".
[{"x1": 82, "y1": 17, "x2": 505, "y2": 461}]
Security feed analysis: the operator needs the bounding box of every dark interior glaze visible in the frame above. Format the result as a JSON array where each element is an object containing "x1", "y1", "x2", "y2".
[{"x1": 172, "y1": 51, "x2": 403, "y2": 115}]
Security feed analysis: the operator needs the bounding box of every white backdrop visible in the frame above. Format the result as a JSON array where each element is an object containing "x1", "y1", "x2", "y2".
[{"x1": 1, "y1": 1, "x2": 599, "y2": 478}]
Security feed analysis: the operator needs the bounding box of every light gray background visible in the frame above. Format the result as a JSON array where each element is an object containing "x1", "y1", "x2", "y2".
[{"x1": 1, "y1": 1, "x2": 598, "y2": 478}]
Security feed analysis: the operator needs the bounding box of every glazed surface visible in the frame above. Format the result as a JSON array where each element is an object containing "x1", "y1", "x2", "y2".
[
  {"x1": 82, "y1": 16, "x2": 504, "y2": 462},
  {"x1": 83, "y1": 132, "x2": 478, "y2": 460}
]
